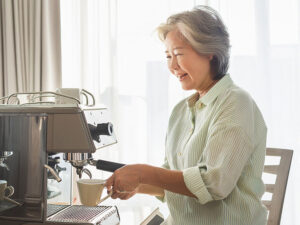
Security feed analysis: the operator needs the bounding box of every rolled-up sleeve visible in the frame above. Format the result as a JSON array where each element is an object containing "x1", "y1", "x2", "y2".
[{"x1": 183, "y1": 166, "x2": 213, "y2": 204}]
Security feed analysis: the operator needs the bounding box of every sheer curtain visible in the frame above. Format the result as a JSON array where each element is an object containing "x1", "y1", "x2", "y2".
[{"x1": 60, "y1": 0, "x2": 300, "y2": 224}]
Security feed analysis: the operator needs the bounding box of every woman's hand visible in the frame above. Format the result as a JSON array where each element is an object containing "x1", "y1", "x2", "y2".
[
  {"x1": 105, "y1": 164, "x2": 142, "y2": 199},
  {"x1": 110, "y1": 188, "x2": 138, "y2": 200}
]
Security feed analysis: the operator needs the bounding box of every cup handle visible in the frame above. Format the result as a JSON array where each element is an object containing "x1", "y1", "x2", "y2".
[
  {"x1": 5, "y1": 186, "x2": 14, "y2": 198},
  {"x1": 3, "y1": 196, "x2": 22, "y2": 206},
  {"x1": 98, "y1": 190, "x2": 112, "y2": 204}
]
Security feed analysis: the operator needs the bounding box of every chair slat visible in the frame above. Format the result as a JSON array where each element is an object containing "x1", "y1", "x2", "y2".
[
  {"x1": 262, "y1": 200, "x2": 272, "y2": 210},
  {"x1": 264, "y1": 165, "x2": 278, "y2": 174},
  {"x1": 265, "y1": 184, "x2": 275, "y2": 193}
]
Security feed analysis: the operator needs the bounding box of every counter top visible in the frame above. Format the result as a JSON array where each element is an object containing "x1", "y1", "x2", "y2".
[{"x1": 104, "y1": 194, "x2": 168, "y2": 225}]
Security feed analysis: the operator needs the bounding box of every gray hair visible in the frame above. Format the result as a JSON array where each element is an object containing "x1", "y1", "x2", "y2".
[{"x1": 157, "y1": 6, "x2": 230, "y2": 80}]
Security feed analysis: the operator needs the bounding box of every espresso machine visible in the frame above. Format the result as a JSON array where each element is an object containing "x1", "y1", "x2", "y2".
[{"x1": 0, "y1": 89, "x2": 125, "y2": 225}]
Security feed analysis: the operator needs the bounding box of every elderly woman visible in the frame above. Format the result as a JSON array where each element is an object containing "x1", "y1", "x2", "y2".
[{"x1": 105, "y1": 6, "x2": 267, "y2": 225}]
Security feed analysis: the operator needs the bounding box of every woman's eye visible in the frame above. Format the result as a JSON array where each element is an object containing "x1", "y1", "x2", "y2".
[
  {"x1": 166, "y1": 55, "x2": 171, "y2": 59},
  {"x1": 175, "y1": 53, "x2": 183, "y2": 57}
]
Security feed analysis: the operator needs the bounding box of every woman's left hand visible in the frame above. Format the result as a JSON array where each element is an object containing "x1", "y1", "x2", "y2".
[{"x1": 105, "y1": 164, "x2": 143, "y2": 199}]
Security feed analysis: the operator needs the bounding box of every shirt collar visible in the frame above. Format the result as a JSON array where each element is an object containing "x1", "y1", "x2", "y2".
[{"x1": 187, "y1": 74, "x2": 233, "y2": 108}]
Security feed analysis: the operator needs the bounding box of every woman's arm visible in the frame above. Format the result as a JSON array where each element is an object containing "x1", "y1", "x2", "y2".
[
  {"x1": 137, "y1": 184, "x2": 164, "y2": 197},
  {"x1": 105, "y1": 164, "x2": 196, "y2": 198},
  {"x1": 139, "y1": 164, "x2": 196, "y2": 198}
]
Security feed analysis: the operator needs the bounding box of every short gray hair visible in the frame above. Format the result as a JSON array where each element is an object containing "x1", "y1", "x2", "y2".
[{"x1": 157, "y1": 6, "x2": 230, "y2": 80}]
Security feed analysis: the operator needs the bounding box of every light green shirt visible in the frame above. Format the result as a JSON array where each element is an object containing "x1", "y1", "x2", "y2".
[{"x1": 162, "y1": 75, "x2": 267, "y2": 225}]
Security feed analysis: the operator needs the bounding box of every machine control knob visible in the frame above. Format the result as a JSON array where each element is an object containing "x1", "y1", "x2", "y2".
[
  {"x1": 96, "y1": 122, "x2": 113, "y2": 136},
  {"x1": 88, "y1": 122, "x2": 114, "y2": 143}
]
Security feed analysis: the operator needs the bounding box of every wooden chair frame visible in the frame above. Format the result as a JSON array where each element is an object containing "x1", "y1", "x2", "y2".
[{"x1": 263, "y1": 148, "x2": 293, "y2": 225}]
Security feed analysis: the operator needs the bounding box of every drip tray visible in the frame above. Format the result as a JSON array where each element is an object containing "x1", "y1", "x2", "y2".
[
  {"x1": 47, "y1": 204, "x2": 69, "y2": 217},
  {"x1": 47, "y1": 205, "x2": 120, "y2": 225},
  {"x1": 0, "y1": 198, "x2": 20, "y2": 213}
]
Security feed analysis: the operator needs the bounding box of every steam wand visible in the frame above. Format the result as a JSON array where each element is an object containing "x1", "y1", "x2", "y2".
[
  {"x1": 0, "y1": 160, "x2": 10, "y2": 171},
  {"x1": 44, "y1": 165, "x2": 62, "y2": 182},
  {"x1": 0, "y1": 151, "x2": 13, "y2": 171}
]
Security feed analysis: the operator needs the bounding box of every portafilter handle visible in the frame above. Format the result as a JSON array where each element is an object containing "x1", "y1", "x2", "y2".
[{"x1": 89, "y1": 159, "x2": 125, "y2": 172}]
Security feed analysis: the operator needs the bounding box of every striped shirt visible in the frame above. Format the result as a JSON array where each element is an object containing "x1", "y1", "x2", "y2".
[{"x1": 161, "y1": 75, "x2": 268, "y2": 225}]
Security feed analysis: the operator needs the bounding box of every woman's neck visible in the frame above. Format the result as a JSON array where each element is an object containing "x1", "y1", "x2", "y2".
[{"x1": 198, "y1": 79, "x2": 218, "y2": 98}]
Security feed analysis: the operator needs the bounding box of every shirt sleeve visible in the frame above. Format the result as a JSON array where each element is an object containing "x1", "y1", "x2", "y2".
[
  {"x1": 161, "y1": 156, "x2": 170, "y2": 170},
  {"x1": 183, "y1": 94, "x2": 256, "y2": 204}
]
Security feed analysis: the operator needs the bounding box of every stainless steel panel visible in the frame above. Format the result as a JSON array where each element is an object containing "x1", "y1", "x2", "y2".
[
  {"x1": 46, "y1": 113, "x2": 95, "y2": 153},
  {"x1": 0, "y1": 114, "x2": 47, "y2": 222}
]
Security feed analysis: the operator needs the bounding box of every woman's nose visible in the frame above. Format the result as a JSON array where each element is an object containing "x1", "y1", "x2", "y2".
[{"x1": 169, "y1": 57, "x2": 179, "y2": 71}]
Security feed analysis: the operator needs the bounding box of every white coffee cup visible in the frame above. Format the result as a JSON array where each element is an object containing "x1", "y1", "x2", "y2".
[
  {"x1": 0, "y1": 180, "x2": 14, "y2": 201},
  {"x1": 55, "y1": 88, "x2": 83, "y2": 104},
  {"x1": 77, "y1": 179, "x2": 111, "y2": 206}
]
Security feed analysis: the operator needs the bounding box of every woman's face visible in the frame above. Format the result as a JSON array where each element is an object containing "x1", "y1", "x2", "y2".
[{"x1": 164, "y1": 30, "x2": 214, "y2": 92}]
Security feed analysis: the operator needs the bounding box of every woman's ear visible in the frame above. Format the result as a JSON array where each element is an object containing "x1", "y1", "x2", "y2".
[{"x1": 208, "y1": 54, "x2": 214, "y2": 61}]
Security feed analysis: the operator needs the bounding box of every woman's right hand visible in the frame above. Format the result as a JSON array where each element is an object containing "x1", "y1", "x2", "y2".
[{"x1": 110, "y1": 188, "x2": 138, "y2": 200}]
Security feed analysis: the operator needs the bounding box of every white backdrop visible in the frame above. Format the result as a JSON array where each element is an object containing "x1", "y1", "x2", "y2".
[{"x1": 60, "y1": 0, "x2": 300, "y2": 224}]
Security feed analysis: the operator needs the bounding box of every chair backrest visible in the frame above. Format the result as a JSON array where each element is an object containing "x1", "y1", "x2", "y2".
[{"x1": 263, "y1": 148, "x2": 293, "y2": 225}]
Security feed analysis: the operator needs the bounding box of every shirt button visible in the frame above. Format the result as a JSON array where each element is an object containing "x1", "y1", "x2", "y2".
[
  {"x1": 178, "y1": 152, "x2": 182, "y2": 156},
  {"x1": 189, "y1": 128, "x2": 193, "y2": 134},
  {"x1": 198, "y1": 103, "x2": 202, "y2": 109}
]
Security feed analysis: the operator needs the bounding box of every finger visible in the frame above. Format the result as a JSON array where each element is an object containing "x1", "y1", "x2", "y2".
[
  {"x1": 110, "y1": 188, "x2": 129, "y2": 199},
  {"x1": 105, "y1": 174, "x2": 115, "y2": 192},
  {"x1": 113, "y1": 179, "x2": 121, "y2": 193},
  {"x1": 112, "y1": 192, "x2": 133, "y2": 200},
  {"x1": 111, "y1": 190, "x2": 121, "y2": 199},
  {"x1": 117, "y1": 193, "x2": 130, "y2": 200},
  {"x1": 121, "y1": 192, "x2": 136, "y2": 200}
]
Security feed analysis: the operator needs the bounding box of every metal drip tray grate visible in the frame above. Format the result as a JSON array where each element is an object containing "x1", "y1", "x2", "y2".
[
  {"x1": 47, "y1": 205, "x2": 112, "y2": 223},
  {"x1": 47, "y1": 204, "x2": 69, "y2": 217}
]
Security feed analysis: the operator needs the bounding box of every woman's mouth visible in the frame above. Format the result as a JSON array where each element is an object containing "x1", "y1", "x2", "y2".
[{"x1": 178, "y1": 73, "x2": 188, "y2": 81}]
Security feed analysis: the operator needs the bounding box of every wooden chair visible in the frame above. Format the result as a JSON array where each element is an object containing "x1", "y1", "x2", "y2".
[{"x1": 263, "y1": 148, "x2": 293, "y2": 225}]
